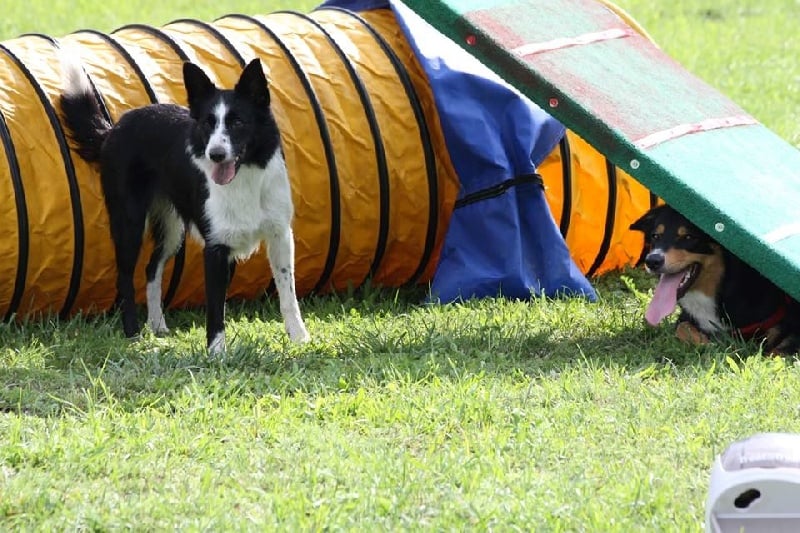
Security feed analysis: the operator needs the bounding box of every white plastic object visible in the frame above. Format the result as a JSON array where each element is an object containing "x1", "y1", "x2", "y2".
[{"x1": 706, "y1": 433, "x2": 800, "y2": 532}]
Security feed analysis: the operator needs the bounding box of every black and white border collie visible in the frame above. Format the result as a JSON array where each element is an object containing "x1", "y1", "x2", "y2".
[
  {"x1": 59, "y1": 56, "x2": 309, "y2": 353},
  {"x1": 630, "y1": 204, "x2": 800, "y2": 354}
]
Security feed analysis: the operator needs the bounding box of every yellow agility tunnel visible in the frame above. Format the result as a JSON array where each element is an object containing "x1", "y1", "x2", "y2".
[{"x1": 0, "y1": 5, "x2": 652, "y2": 320}]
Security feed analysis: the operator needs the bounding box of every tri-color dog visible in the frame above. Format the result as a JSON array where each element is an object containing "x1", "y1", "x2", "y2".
[
  {"x1": 630, "y1": 204, "x2": 800, "y2": 353},
  {"x1": 59, "y1": 56, "x2": 309, "y2": 353}
]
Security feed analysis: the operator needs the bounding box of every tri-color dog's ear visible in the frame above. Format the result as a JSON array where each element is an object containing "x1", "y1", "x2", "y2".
[
  {"x1": 183, "y1": 62, "x2": 216, "y2": 116},
  {"x1": 235, "y1": 58, "x2": 270, "y2": 109},
  {"x1": 630, "y1": 205, "x2": 666, "y2": 233}
]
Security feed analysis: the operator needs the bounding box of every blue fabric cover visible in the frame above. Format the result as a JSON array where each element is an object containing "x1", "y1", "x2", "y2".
[{"x1": 318, "y1": 0, "x2": 596, "y2": 302}]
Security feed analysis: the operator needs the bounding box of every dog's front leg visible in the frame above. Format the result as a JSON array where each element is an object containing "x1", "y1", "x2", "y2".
[
  {"x1": 267, "y1": 225, "x2": 309, "y2": 343},
  {"x1": 675, "y1": 320, "x2": 710, "y2": 345},
  {"x1": 204, "y1": 243, "x2": 232, "y2": 354}
]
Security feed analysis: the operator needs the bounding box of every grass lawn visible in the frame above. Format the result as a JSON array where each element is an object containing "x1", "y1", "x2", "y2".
[{"x1": 2, "y1": 0, "x2": 800, "y2": 530}]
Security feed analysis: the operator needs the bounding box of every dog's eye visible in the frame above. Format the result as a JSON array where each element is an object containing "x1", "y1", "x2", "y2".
[
  {"x1": 680, "y1": 234, "x2": 696, "y2": 242},
  {"x1": 650, "y1": 232, "x2": 662, "y2": 241},
  {"x1": 203, "y1": 116, "x2": 215, "y2": 130},
  {"x1": 228, "y1": 116, "x2": 244, "y2": 129}
]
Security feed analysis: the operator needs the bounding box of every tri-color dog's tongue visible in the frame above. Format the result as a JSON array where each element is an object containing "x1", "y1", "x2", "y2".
[
  {"x1": 211, "y1": 161, "x2": 236, "y2": 185},
  {"x1": 645, "y1": 272, "x2": 684, "y2": 326}
]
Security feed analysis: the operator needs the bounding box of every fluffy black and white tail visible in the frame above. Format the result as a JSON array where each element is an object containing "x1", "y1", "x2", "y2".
[{"x1": 58, "y1": 54, "x2": 111, "y2": 163}]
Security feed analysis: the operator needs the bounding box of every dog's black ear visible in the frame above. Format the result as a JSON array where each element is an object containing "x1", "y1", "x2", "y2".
[
  {"x1": 235, "y1": 59, "x2": 270, "y2": 109},
  {"x1": 630, "y1": 206, "x2": 663, "y2": 233},
  {"x1": 183, "y1": 62, "x2": 216, "y2": 113}
]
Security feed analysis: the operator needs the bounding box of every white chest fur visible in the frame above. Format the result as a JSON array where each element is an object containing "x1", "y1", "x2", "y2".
[
  {"x1": 199, "y1": 153, "x2": 294, "y2": 259},
  {"x1": 679, "y1": 291, "x2": 724, "y2": 333}
]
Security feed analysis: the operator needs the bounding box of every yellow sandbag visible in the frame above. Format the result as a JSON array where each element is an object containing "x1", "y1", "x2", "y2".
[{"x1": 0, "y1": 7, "x2": 651, "y2": 320}]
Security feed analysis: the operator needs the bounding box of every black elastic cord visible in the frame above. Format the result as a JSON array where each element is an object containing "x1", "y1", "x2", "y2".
[{"x1": 455, "y1": 173, "x2": 543, "y2": 209}]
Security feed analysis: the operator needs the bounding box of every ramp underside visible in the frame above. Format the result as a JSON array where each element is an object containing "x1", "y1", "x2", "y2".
[{"x1": 399, "y1": 0, "x2": 800, "y2": 298}]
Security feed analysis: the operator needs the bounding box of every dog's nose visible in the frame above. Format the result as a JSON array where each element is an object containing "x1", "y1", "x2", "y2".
[
  {"x1": 645, "y1": 252, "x2": 665, "y2": 271},
  {"x1": 208, "y1": 148, "x2": 227, "y2": 163}
]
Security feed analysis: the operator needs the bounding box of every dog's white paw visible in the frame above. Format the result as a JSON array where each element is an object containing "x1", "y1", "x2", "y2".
[
  {"x1": 287, "y1": 322, "x2": 310, "y2": 344},
  {"x1": 208, "y1": 331, "x2": 226, "y2": 355},
  {"x1": 148, "y1": 319, "x2": 170, "y2": 336}
]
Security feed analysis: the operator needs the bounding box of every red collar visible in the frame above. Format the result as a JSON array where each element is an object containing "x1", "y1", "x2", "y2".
[{"x1": 737, "y1": 295, "x2": 791, "y2": 338}]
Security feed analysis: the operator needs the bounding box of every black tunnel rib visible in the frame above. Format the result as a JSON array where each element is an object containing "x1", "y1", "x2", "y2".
[
  {"x1": 0, "y1": 42, "x2": 85, "y2": 318},
  {"x1": 280, "y1": 10, "x2": 391, "y2": 282},
  {"x1": 558, "y1": 135, "x2": 573, "y2": 238},
  {"x1": 114, "y1": 24, "x2": 191, "y2": 61},
  {"x1": 112, "y1": 24, "x2": 191, "y2": 307},
  {"x1": 221, "y1": 14, "x2": 342, "y2": 295},
  {"x1": 0, "y1": 110, "x2": 28, "y2": 322},
  {"x1": 586, "y1": 158, "x2": 618, "y2": 278},
  {"x1": 321, "y1": 7, "x2": 439, "y2": 285},
  {"x1": 73, "y1": 29, "x2": 160, "y2": 105},
  {"x1": 167, "y1": 19, "x2": 247, "y2": 68}
]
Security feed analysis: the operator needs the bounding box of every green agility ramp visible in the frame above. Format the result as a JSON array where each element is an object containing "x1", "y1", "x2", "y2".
[{"x1": 398, "y1": 0, "x2": 800, "y2": 299}]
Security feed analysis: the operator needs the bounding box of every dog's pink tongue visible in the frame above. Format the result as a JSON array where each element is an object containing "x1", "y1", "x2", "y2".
[
  {"x1": 645, "y1": 272, "x2": 683, "y2": 326},
  {"x1": 211, "y1": 161, "x2": 236, "y2": 185}
]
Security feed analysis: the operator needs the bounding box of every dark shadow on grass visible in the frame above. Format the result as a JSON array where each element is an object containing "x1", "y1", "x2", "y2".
[{"x1": 0, "y1": 275, "x2": 782, "y2": 418}]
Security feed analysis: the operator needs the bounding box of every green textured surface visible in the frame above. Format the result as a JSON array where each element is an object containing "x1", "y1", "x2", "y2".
[{"x1": 399, "y1": 0, "x2": 800, "y2": 299}]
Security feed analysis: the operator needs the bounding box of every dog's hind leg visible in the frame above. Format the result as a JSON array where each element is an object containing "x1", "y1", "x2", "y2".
[
  {"x1": 108, "y1": 200, "x2": 148, "y2": 339},
  {"x1": 145, "y1": 200, "x2": 184, "y2": 335},
  {"x1": 266, "y1": 223, "x2": 309, "y2": 343}
]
